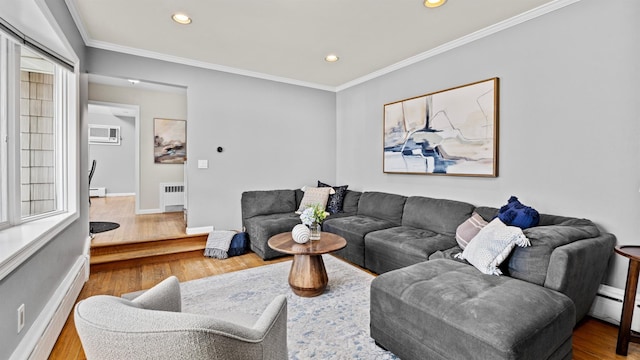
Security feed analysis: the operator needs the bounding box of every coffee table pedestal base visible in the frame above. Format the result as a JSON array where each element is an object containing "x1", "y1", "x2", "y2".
[{"x1": 288, "y1": 254, "x2": 328, "y2": 297}]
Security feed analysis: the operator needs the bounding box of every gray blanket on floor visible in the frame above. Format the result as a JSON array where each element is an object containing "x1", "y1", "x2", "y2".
[{"x1": 204, "y1": 230, "x2": 236, "y2": 259}]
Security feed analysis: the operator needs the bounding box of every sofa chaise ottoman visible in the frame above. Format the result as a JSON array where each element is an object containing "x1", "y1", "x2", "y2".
[
  {"x1": 370, "y1": 208, "x2": 616, "y2": 360},
  {"x1": 371, "y1": 259, "x2": 575, "y2": 360}
]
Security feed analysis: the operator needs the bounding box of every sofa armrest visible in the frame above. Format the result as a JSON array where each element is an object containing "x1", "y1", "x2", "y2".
[{"x1": 544, "y1": 233, "x2": 616, "y2": 322}]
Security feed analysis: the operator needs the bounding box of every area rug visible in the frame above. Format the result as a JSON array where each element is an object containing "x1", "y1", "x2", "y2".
[
  {"x1": 89, "y1": 221, "x2": 120, "y2": 234},
  {"x1": 179, "y1": 255, "x2": 398, "y2": 359}
]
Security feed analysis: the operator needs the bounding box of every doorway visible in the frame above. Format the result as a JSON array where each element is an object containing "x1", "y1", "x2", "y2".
[
  {"x1": 87, "y1": 101, "x2": 142, "y2": 212},
  {"x1": 88, "y1": 74, "x2": 188, "y2": 215}
]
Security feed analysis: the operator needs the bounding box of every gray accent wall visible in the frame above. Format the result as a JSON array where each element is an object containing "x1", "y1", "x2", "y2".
[
  {"x1": 88, "y1": 113, "x2": 135, "y2": 195},
  {"x1": 336, "y1": 0, "x2": 639, "y2": 289},
  {"x1": 87, "y1": 49, "x2": 337, "y2": 230},
  {"x1": 0, "y1": 0, "x2": 89, "y2": 358}
]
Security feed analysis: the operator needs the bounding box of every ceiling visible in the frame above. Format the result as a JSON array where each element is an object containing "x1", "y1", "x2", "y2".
[{"x1": 65, "y1": 0, "x2": 571, "y2": 90}]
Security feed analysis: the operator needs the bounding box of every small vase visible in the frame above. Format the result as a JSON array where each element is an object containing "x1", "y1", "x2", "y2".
[{"x1": 309, "y1": 222, "x2": 321, "y2": 241}]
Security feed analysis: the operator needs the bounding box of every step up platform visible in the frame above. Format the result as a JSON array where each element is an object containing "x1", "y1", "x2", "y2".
[{"x1": 90, "y1": 234, "x2": 209, "y2": 272}]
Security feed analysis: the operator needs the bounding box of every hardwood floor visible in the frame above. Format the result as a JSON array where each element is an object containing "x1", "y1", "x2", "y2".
[
  {"x1": 90, "y1": 196, "x2": 188, "y2": 246},
  {"x1": 48, "y1": 196, "x2": 640, "y2": 359}
]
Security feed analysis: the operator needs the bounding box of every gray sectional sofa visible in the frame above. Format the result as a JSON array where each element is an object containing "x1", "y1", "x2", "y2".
[{"x1": 240, "y1": 188, "x2": 616, "y2": 360}]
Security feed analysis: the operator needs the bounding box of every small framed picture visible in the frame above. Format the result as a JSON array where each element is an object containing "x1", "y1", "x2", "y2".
[{"x1": 154, "y1": 118, "x2": 186, "y2": 164}]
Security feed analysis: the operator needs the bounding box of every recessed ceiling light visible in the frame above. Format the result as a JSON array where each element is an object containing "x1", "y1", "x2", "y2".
[
  {"x1": 325, "y1": 54, "x2": 339, "y2": 62},
  {"x1": 424, "y1": 0, "x2": 447, "y2": 8},
  {"x1": 172, "y1": 13, "x2": 192, "y2": 25},
  {"x1": 127, "y1": 79, "x2": 140, "y2": 85}
]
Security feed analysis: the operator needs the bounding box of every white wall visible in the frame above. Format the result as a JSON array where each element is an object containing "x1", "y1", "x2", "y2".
[
  {"x1": 88, "y1": 113, "x2": 135, "y2": 194},
  {"x1": 89, "y1": 83, "x2": 187, "y2": 210},
  {"x1": 87, "y1": 51, "x2": 337, "y2": 230},
  {"x1": 336, "y1": 0, "x2": 640, "y2": 289}
]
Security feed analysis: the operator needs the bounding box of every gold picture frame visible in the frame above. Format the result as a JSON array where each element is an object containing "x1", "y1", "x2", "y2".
[{"x1": 383, "y1": 78, "x2": 499, "y2": 177}]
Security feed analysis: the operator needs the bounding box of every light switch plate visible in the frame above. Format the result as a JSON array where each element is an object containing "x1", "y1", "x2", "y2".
[{"x1": 197, "y1": 160, "x2": 208, "y2": 169}]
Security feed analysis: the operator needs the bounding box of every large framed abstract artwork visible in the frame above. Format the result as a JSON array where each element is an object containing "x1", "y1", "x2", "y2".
[
  {"x1": 154, "y1": 118, "x2": 186, "y2": 164},
  {"x1": 383, "y1": 78, "x2": 499, "y2": 177}
]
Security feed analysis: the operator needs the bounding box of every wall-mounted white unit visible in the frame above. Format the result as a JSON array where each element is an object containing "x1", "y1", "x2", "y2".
[{"x1": 89, "y1": 124, "x2": 120, "y2": 145}]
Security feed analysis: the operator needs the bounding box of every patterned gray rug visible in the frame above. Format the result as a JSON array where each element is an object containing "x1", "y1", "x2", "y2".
[{"x1": 179, "y1": 255, "x2": 398, "y2": 359}]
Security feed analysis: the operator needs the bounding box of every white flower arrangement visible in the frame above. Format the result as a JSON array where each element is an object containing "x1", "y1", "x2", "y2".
[{"x1": 300, "y1": 204, "x2": 329, "y2": 226}]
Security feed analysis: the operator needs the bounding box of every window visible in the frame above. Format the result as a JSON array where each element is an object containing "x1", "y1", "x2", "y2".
[
  {"x1": 20, "y1": 48, "x2": 61, "y2": 218},
  {"x1": 0, "y1": 29, "x2": 74, "y2": 229}
]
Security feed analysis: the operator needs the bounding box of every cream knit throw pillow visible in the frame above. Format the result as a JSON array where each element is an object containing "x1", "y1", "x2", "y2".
[{"x1": 458, "y1": 218, "x2": 530, "y2": 275}]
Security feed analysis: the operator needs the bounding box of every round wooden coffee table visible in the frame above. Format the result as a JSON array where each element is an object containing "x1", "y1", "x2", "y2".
[{"x1": 268, "y1": 232, "x2": 347, "y2": 297}]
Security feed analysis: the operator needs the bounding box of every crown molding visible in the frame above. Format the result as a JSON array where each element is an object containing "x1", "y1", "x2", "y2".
[
  {"x1": 335, "y1": 0, "x2": 581, "y2": 92},
  {"x1": 63, "y1": 0, "x2": 92, "y2": 46},
  {"x1": 86, "y1": 39, "x2": 337, "y2": 92},
  {"x1": 64, "y1": 0, "x2": 580, "y2": 93}
]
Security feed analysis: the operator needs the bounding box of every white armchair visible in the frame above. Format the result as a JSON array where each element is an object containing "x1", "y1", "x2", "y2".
[{"x1": 74, "y1": 276, "x2": 288, "y2": 360}]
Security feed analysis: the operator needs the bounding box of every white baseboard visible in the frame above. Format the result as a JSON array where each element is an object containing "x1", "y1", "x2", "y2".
[
  {"x1": 106, "y1": 192, "x2": 135, "y2": 197},
  {"x1": 136, "y1": 208, "x2": 162, "y2": 215},
  {"x1": 10, "y1": 255, "x2": 88, "y2": 360},
  {"x1": 186, "y1": 226, "x2": 214, "y2": 235},
  {"x1": 589, "y1": 284, "x2": 640, "y2": 332}
]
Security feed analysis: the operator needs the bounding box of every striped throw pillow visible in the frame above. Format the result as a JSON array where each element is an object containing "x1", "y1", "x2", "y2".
[{"x1": 455, "y1": 212, "x2": 488, "y2": 249}]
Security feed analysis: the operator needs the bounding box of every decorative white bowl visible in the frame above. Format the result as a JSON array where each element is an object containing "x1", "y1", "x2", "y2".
[{"x1": 292, "y1": 224, "x2": 310, "y2": 244}]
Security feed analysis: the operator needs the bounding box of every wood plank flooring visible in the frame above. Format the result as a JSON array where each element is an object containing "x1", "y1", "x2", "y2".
[
  {"x1": 47, "y1": 196, "x2": 640, "y2": 359},
  {"x1": 90, "y1": 196, "x2": 189, "y2": 246}
]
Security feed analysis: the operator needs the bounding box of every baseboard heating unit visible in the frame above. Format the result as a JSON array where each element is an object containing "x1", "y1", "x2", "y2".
[
  {"x1": 89, "y1": 187, "x2": 106, "y2": 197},
  {"x1": 160, "y1": 182, "x2": 185, "y2": 212},
  {"x1": 589, "y1": 284, "x2": 640, "y2": 332}
]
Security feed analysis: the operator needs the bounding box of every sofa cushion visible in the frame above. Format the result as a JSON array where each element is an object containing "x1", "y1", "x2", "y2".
[
  {"x1": 460, "y1": 218, "x2": 530, "y2": 275},
  {"x1": 402, "y1": 196, "x2": 475, "y2": 236},
  {"x1": 341, "y1": 190, "x2": 361, "y2": 215},
  {"x1": 322, "y1": 215, "x2": 396, "y2": 267},
  {"x1": 244, "y1": 213, "x2": 301, "y2": 260},
  {"x1": 456, "y1": 212, "x2": 488, "y2": 249},
  {"x1": 241, "y1": 190, "x2": 297, "y2": 219},
  {"x1": 476, "y1": 206, "x2": 576, "y2": 228},
  {"x1": 318, "y1": 181, "x2": 348, "y2": 214},
  {"x1": 475, "y1": 206, "x2": 499, "y2": 222},
  {"x1": 364, "y1": 226, "x2": 457, "y2": 274},
  {"x1": 370, "y1": 259, "x2": 575, "y2": 360},
  {"x1": 357, "y1": 192, "x2": 406, "y2": 225},
  {"x1": 508, "y1": 218, "x2": 601, "y2": 285},
  {"x1": 429, "y1": 245, "x2": 465, "y2": 262}
]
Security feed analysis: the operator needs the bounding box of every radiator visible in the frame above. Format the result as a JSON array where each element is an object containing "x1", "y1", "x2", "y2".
[
  {"x1": 160, "y1": 182, "x2": 185, "y2": 212},
  {"x1": 89, "y1": 187, "x2": 106, "y2": 197},
  {"x1": 590, "y1": 284, "x2": 640, "y2": 332}
]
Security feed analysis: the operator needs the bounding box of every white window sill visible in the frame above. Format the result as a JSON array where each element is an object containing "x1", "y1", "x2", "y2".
[{"x1": 0, "y1": 212, "x2": 79, "y2": 281}]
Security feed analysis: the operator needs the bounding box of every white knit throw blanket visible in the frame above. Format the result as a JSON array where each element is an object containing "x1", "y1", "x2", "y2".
[{"x1": 204, "y1": 230, "x2": 236, "y2": 259}]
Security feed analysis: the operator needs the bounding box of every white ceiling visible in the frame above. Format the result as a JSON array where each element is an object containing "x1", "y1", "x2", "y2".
[{"x1": 65, "y1": 0, "x2": 575, "y2": 90}]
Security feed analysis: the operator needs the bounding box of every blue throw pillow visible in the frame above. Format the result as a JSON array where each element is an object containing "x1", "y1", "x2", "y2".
[
  {"x1": 318, "y1": 181, "x2": 348, "y2": 214},
  {"x1": 498, "y1": 196, "x2": 540, "y2": 229},
  {"x1": 228, "y1": 232, "x2": 248, "y2": 257}
]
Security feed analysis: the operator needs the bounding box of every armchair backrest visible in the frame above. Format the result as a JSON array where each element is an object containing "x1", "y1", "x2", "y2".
[{"x1": 75, "y1": 276, "x2": 288, "y2": 360}]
